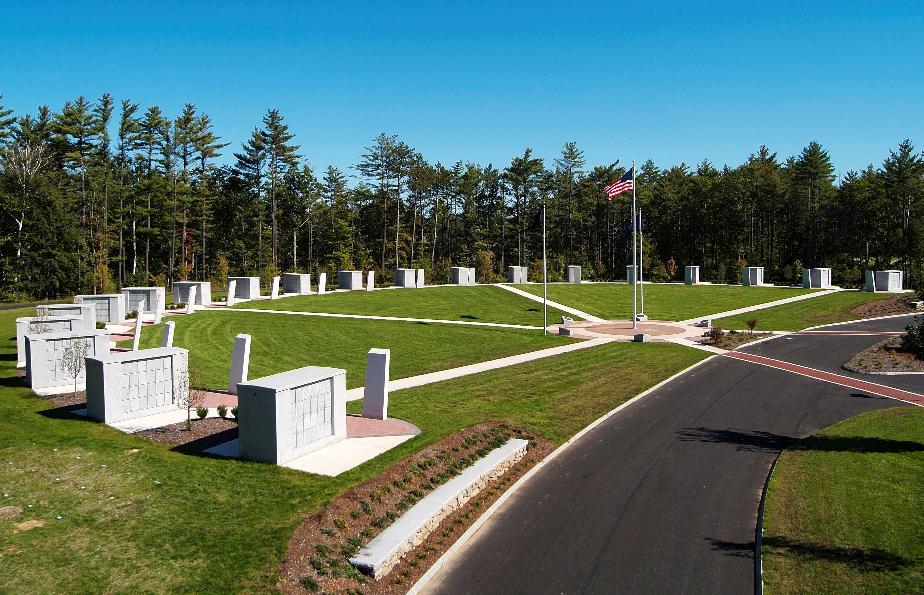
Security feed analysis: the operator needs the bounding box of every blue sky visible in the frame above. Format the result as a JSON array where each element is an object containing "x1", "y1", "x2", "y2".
[{"x1": 2, "y1": 1, "x2": 923, "y2": 179}]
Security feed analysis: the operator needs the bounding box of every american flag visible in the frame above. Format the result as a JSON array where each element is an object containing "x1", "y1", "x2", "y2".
[{"x1": 604, "y1": 167, "x2": 634, "y2": 199}]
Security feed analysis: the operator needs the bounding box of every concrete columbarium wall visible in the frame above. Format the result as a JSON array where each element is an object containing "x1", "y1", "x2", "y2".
[
  {"x1": 25, "y1": 330, "x2": 109, "y2": 394},
  {"x1": 282, "y1": 273, "x2": 311, "y2": 294},
  {"x1": 16, "y1": 315, "x2": 83, "y2": 367},
  {"x1": 75, "y1": 294, "x2": 127, "y2": 324},
  {"x1": 227, "y1": 277, "x2": 260, "y2": 300},
  {"x1": 172, "y1": 281, "x2": 212, "y2": 306},
  {"x1": 567, "y1": 265, "x2": 582, "y2": 284},
  {"x1": 85, "y1": 347, "x2": 189, "y2": 424},
  {"x1": 395, "y1": 268, "x2": 416, "y2": 288},
  {"x1": 43, "y1": 304, "x2": 96, "y2": 330},
  {"x1": 684, "y1": 266, "x2": 700, "y2": 285},
  {"x1": 507, "y1": 266, "x2": 528, "y2": 284},
  {"x1": 237, "y1": 365, "x2": 347, "y2": 464},
  {"x1": 741, "y1": 267, "x2": 764, "y2": 286},
  {"x1": 121, "y1": 287, "x2": 166, "y2": 320},
  {"x1": 338, "y1": 270, "x2": 363, "y2": 290}
]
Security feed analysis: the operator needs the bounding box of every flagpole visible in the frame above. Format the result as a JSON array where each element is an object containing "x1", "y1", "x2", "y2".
[
  {"x1": 639, "y1": 208, "x2": 645, "y2": 317},
  {"x1": 632, "y1": 161, "x2": 637, "y2": 330},
  {"x1": 542, "y1": 197, "x2": 548, "y2": 336}
]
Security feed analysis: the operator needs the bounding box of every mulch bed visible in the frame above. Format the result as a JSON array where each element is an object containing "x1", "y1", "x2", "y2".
[
  {"x1": 278, "y1": 422, "x2": 554, "y2": 595},
  {"x1": 698, "y1": 330, "x2": 771, "y2": 350},
  {"x1": 850, "y1": 295, "x2": 915, "y2": 319},
  {"x1": 135, "y1": 418, "x2": 239, "y2": 452},
  {"x1": 843, "y1": 337, "x2": 924, "y2": 374},
  {"x1": 39, "y1": 389, "x2": 87, "y2": 409}
]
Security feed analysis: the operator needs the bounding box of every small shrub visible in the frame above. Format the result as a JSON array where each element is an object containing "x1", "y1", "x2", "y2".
[
  {"x1": 314, "y1": 543, "x2": 329, "y2": 556},
  {"x1": 746, "y1": 318, "x2": 758, "y2": 334},
  {"x1": 708, "y1": 325, "x2": 725, "y2": 343},
  {"x1": 96, "y1": 321, "x2": 106, "y2": 329},
  {"x1": 128, "y1": 310, "x2": 138, "y2": 319},
  {"x1": 902, "y1": 315, "x2": 924, "y2": 358},
  {"x1": 360, "y1": 499, "x2": 372, "y2": 516},
  {"x1": 195, "y1": 406, "x2": 208, "y2": 419},
  {"x1": 308, "y1": 556, "x2": 328, "y2": 574},
  {"x1": 216, "y1": 404, "x2": 228, "y2": 419},
  {"x1": 333, "y1": 517, "x2": 346, "y2": 530},
  {"x1": 231, "y1": 406, "x2": 238, "y2": 420},
  {"x1": 299, "y1": 575, "x2": 320, "y2": 593}
]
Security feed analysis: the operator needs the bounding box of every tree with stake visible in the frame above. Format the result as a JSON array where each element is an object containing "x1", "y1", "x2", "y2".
[
  {"x1": 174, "y1": 367, "x2": 205, "y2": 431},
  {"x1": 746, "y1": 318, "x2": 759, "y2": 335},
  {"x1": 61, "y1": 338, "x2": 90, "y2": 401}
]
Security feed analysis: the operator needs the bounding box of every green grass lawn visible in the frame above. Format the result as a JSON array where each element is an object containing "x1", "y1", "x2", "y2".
[
  {"x1": 0, "y1": 305, "x2": 706, "y2": 592},
  {"x1": 134, "y1": 311, "x2": 571, "y2": 390},
  {"x1": 230, "y1": 285, "x2": 572, "y2": 326},
  {"x1": 715, "y1": 290, "x2": 895, "y2": 331},
  {"x1": 762, "y1": 407, "x2": 924, "y2": 593},
  {"x1": 517, "y1": 282, "x2": 817, "y2": 321}
]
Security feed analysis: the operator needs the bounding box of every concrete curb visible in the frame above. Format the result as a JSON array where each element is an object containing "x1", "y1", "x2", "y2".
[
  {"x1": 755, "y1": 455, "x2": 780, "y2": 595},
  {"x1": 408, "y1": 353, "x2": 717, "y2": 594}
]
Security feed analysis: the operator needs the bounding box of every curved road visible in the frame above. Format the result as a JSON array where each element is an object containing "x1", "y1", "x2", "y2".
[{"x1": 422, "y1": 314, "x2": 922, "y2": 594}]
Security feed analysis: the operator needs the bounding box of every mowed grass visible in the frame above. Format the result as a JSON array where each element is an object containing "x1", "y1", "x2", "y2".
[
  {"x1": 231, "y1": 285, "x2": 572, "y2": 325},
  {"x1": 517, "y1": 282, "x2": 817, "y2": 321},
  {"x1": 715, "y1": 290, "x2": 898, "y2": 331},
  {"x1": 0, "y1": 305, "x2": 706, "y2": 592},
  {"x1": 762, "y1": 407, "x2": 924, "y2": 593},
  {"x1": 134, "y1": 311, "x2": 570, "y2": 389}
]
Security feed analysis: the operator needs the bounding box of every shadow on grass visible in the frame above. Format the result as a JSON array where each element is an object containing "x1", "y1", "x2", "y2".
[
  {"x1": 36, "y1": 403, "x2": 94, "y2": 421},
  {"x1": 760, "y1": 535, "x2": 914, "y2": 571},
  {"x1": 678, "y1": 426, "x2": 924, "y2": 454},
  {"x1": 460, "y1": 314, "x2": 480, "y2": 320}
]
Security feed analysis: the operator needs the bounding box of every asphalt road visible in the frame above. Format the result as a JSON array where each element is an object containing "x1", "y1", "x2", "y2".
[{"x1": 422, "y1": 316, "x2": 920, "y2": 595}]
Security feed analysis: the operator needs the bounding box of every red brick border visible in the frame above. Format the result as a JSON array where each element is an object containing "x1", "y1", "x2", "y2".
[{"x1": 724, "y1": 351, "x2": 924, "y2": 407}]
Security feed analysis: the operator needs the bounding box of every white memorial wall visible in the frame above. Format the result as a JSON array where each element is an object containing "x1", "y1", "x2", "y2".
[{"x1": 25, "y1": 330, "x2": 109, "y2": 394}]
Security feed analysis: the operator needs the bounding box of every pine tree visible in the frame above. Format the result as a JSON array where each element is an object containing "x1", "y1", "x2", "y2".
[
  {"x1": 233, "y1": 127, "x2": 266, "y2": 271},
  {"x1": 262, "y1": 109, "x2": 300, "y2": 266},
  {"x1": 0, "y1": 95, "x2": 15, "y2": 147}
]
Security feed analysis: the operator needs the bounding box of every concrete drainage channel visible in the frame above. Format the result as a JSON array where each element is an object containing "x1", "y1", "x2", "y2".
[{"x1": 349, "y1": 438, "x2": 529, "y2": 579}]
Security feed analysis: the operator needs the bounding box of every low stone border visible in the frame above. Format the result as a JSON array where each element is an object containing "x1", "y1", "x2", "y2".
[{"x1": 349, "y1": 438, "x2": 529, "y2": 579}]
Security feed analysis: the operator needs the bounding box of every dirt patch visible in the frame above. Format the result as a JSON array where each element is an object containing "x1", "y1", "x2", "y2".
[
  {"x1": 39, "y1": 389, "x2": 87, "y2": 409},
  {"x1": 14, "y1": 519, "x2": 45, "y2": 531},
  {"x1": 844, "y1": 337, "x2": 924, "y2": 374},
  {"x1": 135, "y1": 418, "x2": 239, "y2": 452},
  {"x1": 278, "y1": 422, "x2": 554, "y2": 594},
  {"x1": 849, "y1": 295, "x2": 915, "y2": 319},
  {"x1": 0, "y1": 506, "x2": 23, "y2": 520}
]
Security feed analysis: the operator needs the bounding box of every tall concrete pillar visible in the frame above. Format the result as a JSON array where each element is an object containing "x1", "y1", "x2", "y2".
[
  {"x1": 318, "y1": 273, "x2": 327, "y2": 295},
  {"x1": 270, "y1": 276, "x2": 280, "y2": 299},
  {"x1": 226, "y1": 280, "x2": 237, "y2": 307},
  {"x1": 161, "y1": 321, "x2": 175, "y2": 348},
  {"x1": 131, "y1": 300, "x2": 145, "y2": 351},
  {"x1": 362, "y1": 348, "x2": 390, "y2": 420},
  {"x1": 228, "y1": 333, "x2": 252, "y2": 395},
  {"x1": 367, "y1": 270, "x2": 375, "y2": 291},
  {"x1": 186, "y1": 286, "x2": 197, "y2": 314}
]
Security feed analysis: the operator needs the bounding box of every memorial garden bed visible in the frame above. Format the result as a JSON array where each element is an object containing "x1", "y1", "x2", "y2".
[
  {"x1": 518, "y1": 283, "x2": 815, "y2": 321},
  {"x1": 715, "y1": 291, "x2": 897, "y2": 331},
  {"x1": 278, "y1": 422, "x2": 553, "y2": 594},
  {"x1": 761, "y1": 407, "x2": 924, "y2": 593},
  {"x1": 698, "y1": 328, "x2": 772, "y2": 350},
  {"x1": 230, "y1": 285, "x2": 571, "y2": 326},
  {"x1": 843, "y1": 337, "x2": 924, "y2": 374},
  {"x1": 126, "y1": 311, "x2": 570, "y2": 390}
]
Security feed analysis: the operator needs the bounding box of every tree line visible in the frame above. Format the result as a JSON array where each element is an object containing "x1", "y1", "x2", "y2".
[{"x1": 0, "y1": 93, "x2": 922, "y2": 299}]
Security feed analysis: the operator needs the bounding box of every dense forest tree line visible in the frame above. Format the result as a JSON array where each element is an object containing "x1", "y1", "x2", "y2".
[{"x1": 0, "y1": 93, "x2": 922, "y2": 299}]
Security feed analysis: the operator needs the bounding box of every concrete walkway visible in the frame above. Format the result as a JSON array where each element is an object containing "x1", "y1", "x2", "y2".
[
  {"x1": 683, "y1": 288, "x2": 842, "y2": 324},
  {"x1": 345, "y1": 337, "x2": 616, "y2": 401},
  {"x1": 495, "y1": 284, "x2": 606, "y2": 322},
  {"x1": 204, "y1": 306, "x2": 544, "y2": 331}
]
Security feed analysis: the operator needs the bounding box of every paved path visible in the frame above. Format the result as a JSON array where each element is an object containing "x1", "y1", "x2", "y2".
[
  {"x1": 345, "y1": 337, "x2": 616, "y2": 401},
  {"x1": 205, "y1": 306, "x2": 544, "y2": 330},
  {"x1": 420, "y1": 316, "x2": 920, "y2": 594},
  {"x1": 496, "y1": 284, "x2": 606, "y2": 322},
  {"x1": 682, "y1": 288, "x2": 841, "y2": 324}
]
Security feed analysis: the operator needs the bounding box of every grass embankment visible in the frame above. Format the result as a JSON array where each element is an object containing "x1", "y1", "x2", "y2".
[
  {"x1": 517, "y1": 283, "x2": 816, "y2": 321},
  {"x1": 132, "y1": 311, "x2": 570, "y2": 389},
  {"x1": 0, "y1": 304, "x2": 706, "y2": 592},
  {"x1": 716, "y1": 290, "x2": 895, "y2": 331},
  {"x1": 762, "y1": 407, "x2": 924, "y2": 593},
  {"x1": 231, "y1": 285, "x2": 571, "y2": 326}
]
